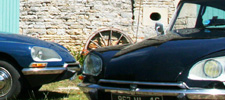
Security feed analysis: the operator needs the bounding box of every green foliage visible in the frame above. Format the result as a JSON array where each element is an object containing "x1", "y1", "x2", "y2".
[
  {"x1": 72, "y1": 50, "x2": 85, "y2": 66},
  {"x1": 67, "y1": 47, "x2": 85, "y2": 66}
]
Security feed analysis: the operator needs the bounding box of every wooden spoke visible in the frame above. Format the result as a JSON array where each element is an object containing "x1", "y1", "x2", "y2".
[
  {"x1": 90, "y1": 40, "x2": 102, "y2": 48},
  {"x1": 99, "y1": 32, "x2": 107, "y2": 46},
  {"x1": 116, "y1": 34, "x2": 124, "y2": 45},
  {"x1": 108, "y1": 30, "x2": 113, "y2": 46}
]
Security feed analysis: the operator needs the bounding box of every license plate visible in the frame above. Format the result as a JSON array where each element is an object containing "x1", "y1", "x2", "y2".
[{"x1": 111, "y1": 94, "x2": 163, "y2": 100}]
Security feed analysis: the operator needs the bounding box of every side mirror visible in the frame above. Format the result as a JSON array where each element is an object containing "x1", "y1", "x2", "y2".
[{"x1": 155, "y1": 23, "x2": 164, "y2": 35}]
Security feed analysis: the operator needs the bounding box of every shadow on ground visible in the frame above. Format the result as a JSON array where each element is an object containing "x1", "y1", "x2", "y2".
[{"x1": 18, "y1": 91, "x2": 69, "y2": 99}]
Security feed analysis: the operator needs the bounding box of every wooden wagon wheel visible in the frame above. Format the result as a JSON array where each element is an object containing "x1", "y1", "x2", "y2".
[{"x1": 83, "y1": 28, "x2": 133, "y2": 55}]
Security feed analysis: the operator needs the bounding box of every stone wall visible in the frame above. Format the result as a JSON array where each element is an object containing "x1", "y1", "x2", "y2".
[{"x1": 20, "y1": 0, "x2": 179, "y2": 51}]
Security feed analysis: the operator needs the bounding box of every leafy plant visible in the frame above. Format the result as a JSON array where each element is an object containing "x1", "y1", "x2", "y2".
[{"x1": 67, "y1": 46, "x2": 85, "y2": 66}]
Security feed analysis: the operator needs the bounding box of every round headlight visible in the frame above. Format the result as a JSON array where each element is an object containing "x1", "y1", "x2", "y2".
[
  {"x1": 83, "y1": 53, "x2": 102, "y2": 76},
  {"x1": 203, "y1": 59, "x2": 222, "y2": 78}
]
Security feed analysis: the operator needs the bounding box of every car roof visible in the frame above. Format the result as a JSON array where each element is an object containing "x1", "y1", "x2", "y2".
[
  {"x1": 180, "y1": 0, "x2": 225, "y2": 10},
  {"x1": 181, "y1": 0, "x2": 224, "y2": 1}
]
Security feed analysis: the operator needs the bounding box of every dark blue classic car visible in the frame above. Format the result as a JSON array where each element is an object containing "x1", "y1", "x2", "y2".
[
  {"x1": 79, "y1": 0, "x2": 225, "y2": 99},
  {"x1": 0, "y1": 33, "x2": 80, "y2": 99}
]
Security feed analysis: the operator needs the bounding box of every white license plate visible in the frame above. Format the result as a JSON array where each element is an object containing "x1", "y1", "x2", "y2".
[{"x1": 111, "y1": 94, "x2": 163, "y2": 100}]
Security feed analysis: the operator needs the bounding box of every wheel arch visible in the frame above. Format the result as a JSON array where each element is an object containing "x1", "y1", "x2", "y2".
[
  {"x1": 0, "y1": 52, "x2": 32, "y2": 88},
  {"x1": 0, "y1": 52, "x2": 23, "y2": 71}
]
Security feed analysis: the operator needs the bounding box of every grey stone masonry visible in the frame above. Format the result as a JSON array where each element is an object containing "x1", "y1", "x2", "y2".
[{"x1": 20, "y1": 0, "x2": 179, "y2": 51}]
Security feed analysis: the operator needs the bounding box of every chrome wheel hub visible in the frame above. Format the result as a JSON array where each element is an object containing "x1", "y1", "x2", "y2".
[{"x1": 0, "y1": 67, "x2": 12, "y2": 97}]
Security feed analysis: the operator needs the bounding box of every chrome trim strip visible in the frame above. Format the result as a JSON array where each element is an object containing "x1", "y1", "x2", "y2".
[
  {"x1": 22, "y1": 67, "x2": 66, "y2": 75},
  {"x1": 63, "y1": 63, "x2": 68, "y2": 68},
  {"x1": 65, "y1": 62, "x2": 81, "y2": 72},
  {"x1": 99, "y1": 79, "x2": 189, "y2": 89},
  {"x1": 67, "y1": 62, "x2": 80, "y2": 66},
  {"x1": 64, "y1": 62, "x2": 80, "y2": 68},
  {"x1": 78, "y1": 83, "x2": 225, "y2": 99},
  {"x1": 68, "y1": 67, "x2": 81, "y2": 71}
]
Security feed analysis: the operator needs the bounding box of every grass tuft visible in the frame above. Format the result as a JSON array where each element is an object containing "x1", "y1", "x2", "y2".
[{"x1": 39, "y1": 78, "x2": 88, "y2": 100}]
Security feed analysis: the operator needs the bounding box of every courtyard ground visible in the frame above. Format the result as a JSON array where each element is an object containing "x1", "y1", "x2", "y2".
[{"x1": 20, "y1": 78, "x2": 88, "y2": 100}]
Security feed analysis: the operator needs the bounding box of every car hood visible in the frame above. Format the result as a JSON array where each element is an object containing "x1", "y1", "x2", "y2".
[
  {"x1": 103, "y1": 30, "x2": 225, "y2": 82},
  {"x1": 0, "y1": 33, "x2": 58, "y2": 48},
  {"x1": 0, "y1": 33, "x2": 75, "y2": 62}
]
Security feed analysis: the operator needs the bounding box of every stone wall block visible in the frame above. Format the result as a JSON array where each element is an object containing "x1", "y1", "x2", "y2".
[
  {"x1": 24, "y1": 29, "x2": 47, "y2": 35},
  {"x1": 46, "y1": 29, "x2": 57, "y2": 35},
  {"x1": 56, "y1": 29, "x2": 66, "y2": 35},
  {"x1": 69, "y1": 25, "x2": 83, "y2": 29},
  {"x1": 66, "y1": 29, "x2": 83, "y2": 35}
]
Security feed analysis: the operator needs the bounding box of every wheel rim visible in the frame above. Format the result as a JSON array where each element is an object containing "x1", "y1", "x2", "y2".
[
  {"x1": 0, "y1": 67, "x2": 12, "y2": 97},
  {"x1": 83, "y1": 28, "x2": 133, "y2": 55}
]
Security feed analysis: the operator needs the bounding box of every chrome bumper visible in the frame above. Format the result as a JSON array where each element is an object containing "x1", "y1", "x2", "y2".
[
  {"x1": 79, "y1": 82, "x2": 225, "y2": 100},
  {"x1": 22, "y1": 62, "x2": 80, "y2": 75}
]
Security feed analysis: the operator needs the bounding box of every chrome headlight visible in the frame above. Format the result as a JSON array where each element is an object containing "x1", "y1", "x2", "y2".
[
  {"x1": 31, "y1": 46, "x2": 62, "y2": 62},
  {"x1": 83, "y1": 53, "x2": 102, "y2": 76},
  {"x1": 188, "y1": 56, "x2": 225, "y2": 81}
]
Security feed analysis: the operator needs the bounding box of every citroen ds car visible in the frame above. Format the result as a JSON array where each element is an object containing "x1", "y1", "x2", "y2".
[
  {"x1": 79, "y1": 0, "x2": 225, "y2": 99},
  {"x1": 0, "y1": 33, "x2": 80, "y2": 99}
]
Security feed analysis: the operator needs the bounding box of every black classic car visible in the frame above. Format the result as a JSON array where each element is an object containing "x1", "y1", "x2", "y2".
[{"x1": 79, "y1": 0, "x2": 225, "y2": 99}]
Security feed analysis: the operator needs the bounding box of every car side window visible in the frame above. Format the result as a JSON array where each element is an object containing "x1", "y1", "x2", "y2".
[{"x1": 202, "y1": 6, "x2": 225, "y2": 28}]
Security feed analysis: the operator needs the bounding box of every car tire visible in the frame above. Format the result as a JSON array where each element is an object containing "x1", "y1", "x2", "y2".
[{"x1": 0, "y1": 60, "x2": 21, "y2": 99}]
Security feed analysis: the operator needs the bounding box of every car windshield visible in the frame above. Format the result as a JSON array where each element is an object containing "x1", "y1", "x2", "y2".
[{"x1": 172, "y1": 1, "x2": 225, "y2": 35}]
